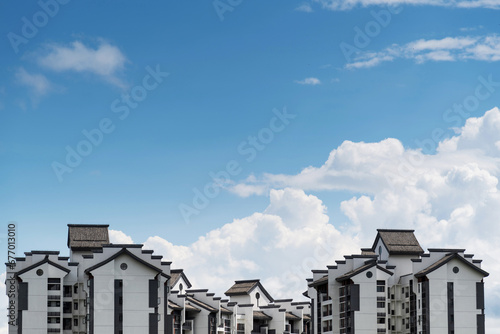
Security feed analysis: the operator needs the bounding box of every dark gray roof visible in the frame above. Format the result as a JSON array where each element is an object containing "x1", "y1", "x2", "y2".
[
  {"x1": 221, "y1": 306, "x2": 233, "y2": 314},
  {"x1": 170, "y1": 269, "x2": 193, "y2": 289},
  {"x1": 336, "y1": 262, "x2": 393, "y2": 282},
  {"x1": 225, "y1": 279, "x2": 274, "y2": 302},
  {"x1": 286, "y1": 312, "x2": 301, "y2": 321},
  {"x1": 372, "y1": 229, "x2": 424, "y2": 255},
  {"x1": 84, "y1": 248, "x2": 169, "y2": 279},
  {"x1": 308, "y1": 275, "x2": 328, "y2": 287},
  {"x1": 253, "y1": 311, "x2": 272, "y2": 320},
  {"x1": 415, "y1": 253, "x2": 489, "y2": 278},
  {"x1": 168, "y1": 299, "x2": 183, "y2": 310},
  {"x1": 15, "y1": 256, "x2": 70, "y2": 276},
  {"x1": 67, "y1": 224, "x2": 109, "y2": 250},
  {"x1": 185, "y1": 303, "x2": 201, "y2": 313},
  {"x1": 186, "y1": 296, "x2": 218, "y2": 313}
]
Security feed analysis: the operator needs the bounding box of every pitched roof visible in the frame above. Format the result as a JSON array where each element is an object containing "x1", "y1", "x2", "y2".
[
  {"x1": 308, "y1": 275, "x2": 328, "y2": 287},
  {"x1": 286, "y1": 312, "x2": 301, "y2": 321},
  {"x1": 225, "y1": 279, "x2": 274, "y2": 302},
  {"x1": 372, "y1": 229, "x2": 424, "y2": 255},
  {"x1": 185, "y1": 303, "x2": 201, "y2": 313},
  {"x1": 336, "y1": 262, "x2": 393, "y2": 282},
  {"x1": 253, "y1": 310, "x2": 272, "y2": 320},
  {"x1": 415, "y1": 253, "x2": 489, "y2": 278},
  {"x1": 15, "y1": 256, "x2": 71, "y2": 276},
  {"x1": 67, "y1": 224, "x2": 109, "y2": 250},
  {"x1": 186, "y1": 296, "x2": 218, "y2": 313},
  {"x1": 168, "y1": 299, "x2": 183, "y2": 310},
  {"x1": 84, "y1": 248, "x2": 169, "y2": 278},
  {"x1": 170, "y1": 269, "x2": 193, "y2": 289},
  {"x1": 221, "y1": 306, "x2": 233, "y2": 314}
]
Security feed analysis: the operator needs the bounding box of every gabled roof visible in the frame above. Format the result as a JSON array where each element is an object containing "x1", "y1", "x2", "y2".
[
  {"x1": 15, "y1": 256, "x2": 71, "y2": 276},
  {"x1": 221, "y1": 306, "x2": 233, "y2": 314},
  {"x1": 170, "y1": 269, "x2": 193, "y2": 289},
  {"x1": 186, "y1": 296, "x2": 218, "y2": 313},
  {"x1": 415, "y1": 253, "x2": 489, "y2": 278},
  {"x1": 308, "y1": 275, "x2": 328, "y2": 287},
  {"x1": 185, "y1": 303, "x2": 201, "y2": 313},
  {"x1": 67, "y1": 224, "x2": 109, "y2": 250},
  {"x1": 225, "y1": 279, "x2": 274, "y2": 302},
  {"x1": 253, "y1": 310, "x2": 272, "y2": 320},
  {"x1": 168, "y1": 299, "x2": 183, "y2": 310},
  {"x1": 286, "y1": 312, "x2": 301, "y2": 321},
  {"x1": 336, "y1": 261, "x2": 393, "y2": 282},
  {"x1": 372, "y1": 229, "x2": 424, "y2": 255},
  {"x1": 84, "y1": 248, "x2": 169, "y2": 278}
]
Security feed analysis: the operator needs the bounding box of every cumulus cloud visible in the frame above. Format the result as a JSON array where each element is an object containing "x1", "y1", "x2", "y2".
[
  {"x1": 37, "y1": 40, "x2": 128, "y2": 88},
  {"x1": 294, "y1": 77, "x2": 321, "y2": 85},
  {"x1": 143, "y1": 188, "x2": 359, "y2": 299},
  {"x1": 346, "y1": 35, "x2": 500, "y2": 69},
  {"x1": 109, "y1": 229, "x2": 134, "y2": 244},
  {"x1": 229, "y1": 107, "x2": 500, "y2": 323},
  {"x1": 312, "y1": 0, "x2": 500, "y2": 10}
]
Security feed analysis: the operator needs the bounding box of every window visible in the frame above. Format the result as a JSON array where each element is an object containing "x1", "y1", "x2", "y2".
[
  {"x1": 237, "y1": 323, "x2": 245, "y2": 334},
  {"x1": 48, "y1": 301, "x2": 60, "y2": 307},
  {"x1": 47, "y1": 317, "x2": 60, "y2": 324},
  {"x1": 377, "y1": 302, "x2": 385, "y2": 308},
  {"x1": 377, "y1": 281, "x2": 385, "y2": 292},
  {"x1": 377, "y1": 318, "x2": 385, "y2": 324},
  {"x1": 74, "y1": 285, "x2": 78, "y2": 294},
  {"x1": 74, "y1": 318, "x2": 78, "y2": 326},
  {"x1": 74, "y1": 302, "x2": 78, "y2": 310},
  {"x1": 63, "y1": 318, "x2": 72, "y2": 330},
  {"x1": 48, "y1": 283, "x2": 61, "y2": 291},
  {"x1": 37, "y1": 269, "x2": 44, "y2": 276},
  {"x1": 63, "y1": 302, "x2": 72, "y2": 313},
  {"x1": 63, "y1": 286, "x2": 72, "y2": 297}
]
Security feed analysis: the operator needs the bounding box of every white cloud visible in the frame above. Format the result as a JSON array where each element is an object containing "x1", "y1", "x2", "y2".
[
  {"x1": 312, "y1": 0, "x2": 500, "y2": 10},
  {"x1": 460, "y1": 26, "x2": 484, "y2": 32},
  {"x1": 294, "y1": 77, "x2": 321, "y2": 85},
  {"x1": 37, "y1": 41, "x2": 127, "y2": 89},
  {"x1": 295, "y1": 3, "x2": 314, "y2": 12},
  {"x1": 109, "y1": 229, "x2": 134, "y2": 244},
  {"x1": 229, "y1": 107, "x2": 500, "y2": 319},
  {"x1": 15, "y1": 67, "x2": 52, "y2": 97},
  {"x1": 346, "y1": 35, "x2": 500, "y2": 69},
  {"x1": 143, "y1": 188, "x2": 359, "y2": 299}
]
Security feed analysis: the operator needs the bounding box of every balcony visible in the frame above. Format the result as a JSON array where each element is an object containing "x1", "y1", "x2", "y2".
[{"x1": 183, "y1": 322, "x2": 193, "y2": 331}]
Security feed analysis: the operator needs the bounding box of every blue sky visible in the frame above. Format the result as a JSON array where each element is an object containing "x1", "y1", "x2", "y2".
[{"x1": 2, "y1": 0, "x2": 500, "y2": 331}]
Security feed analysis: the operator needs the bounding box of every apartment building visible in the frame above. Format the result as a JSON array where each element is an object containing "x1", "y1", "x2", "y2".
[
  {"x1": 7, "y1": 224, "x2": 171, "y2": 334},
  {"x1": 307, "y1": 229, "x2": 488, "y2": 334},
  {"x1": 224, "y1": 279, "x2": 311, "y2": 334},
  {"x1": 6, "y1": 224, "x2": 310, "y2": 334}
]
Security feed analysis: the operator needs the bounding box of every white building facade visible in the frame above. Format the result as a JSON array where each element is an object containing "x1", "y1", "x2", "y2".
[
  {"x1": 7, "y1": 224, "x2": 171, "y2": 334},
  {"x1": 307, "y1": 229, "x2": 488, "y2": 334}
]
